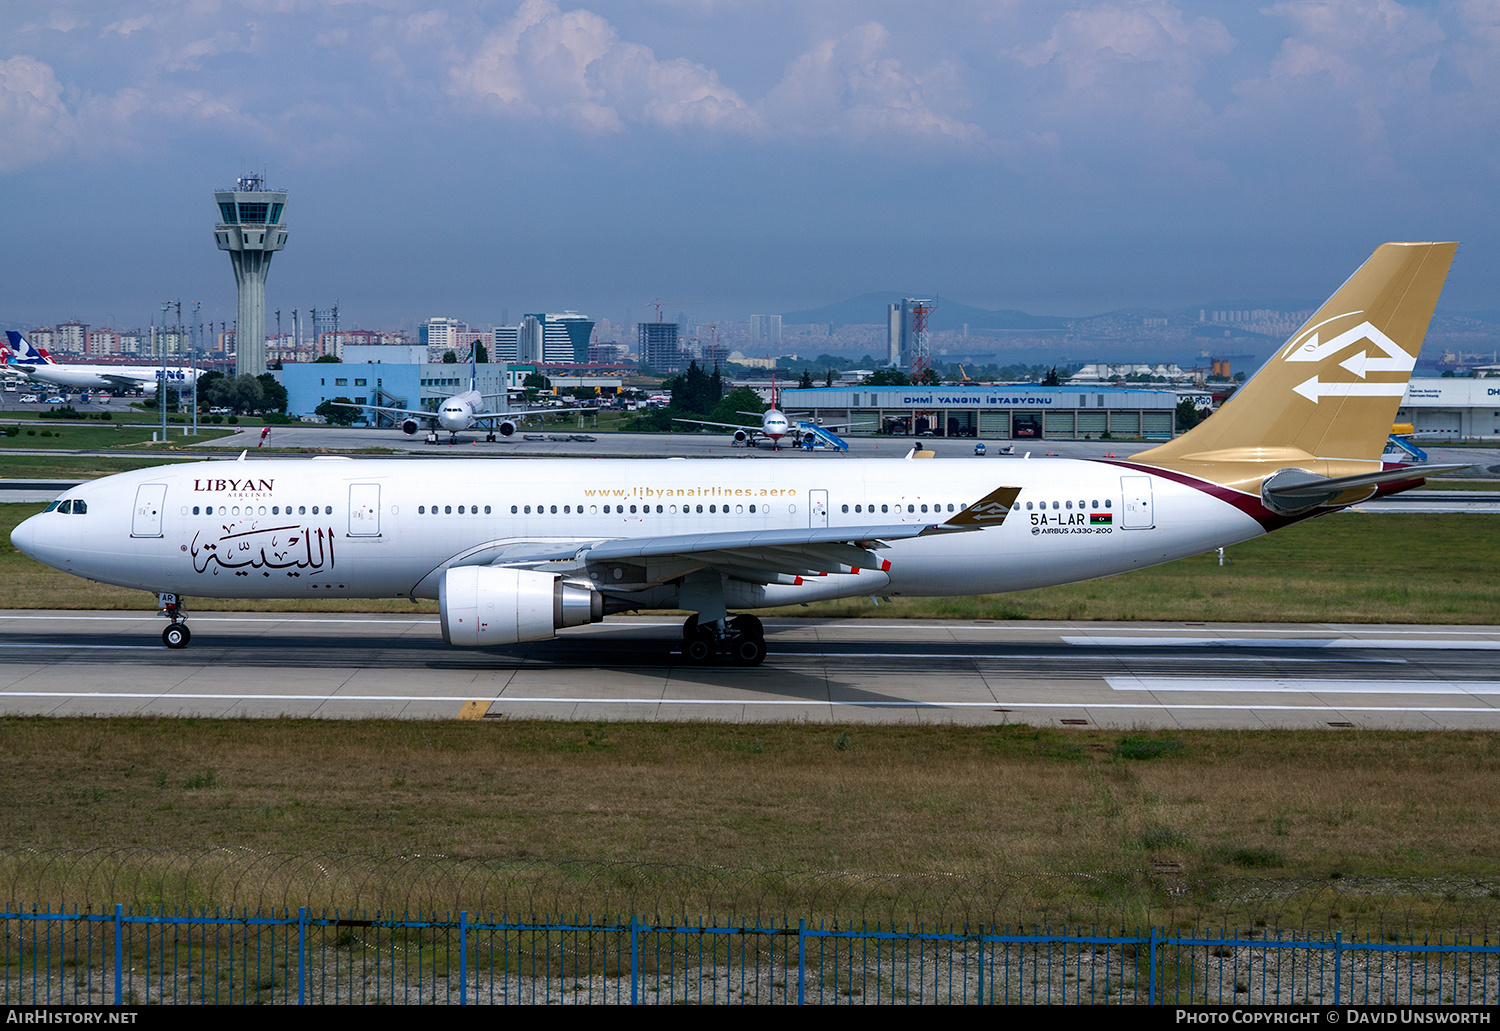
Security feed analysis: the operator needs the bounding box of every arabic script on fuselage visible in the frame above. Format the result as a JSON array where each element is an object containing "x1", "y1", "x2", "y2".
[{"x1": 189, "y1": 522, "x2": 335, "y2": 576}]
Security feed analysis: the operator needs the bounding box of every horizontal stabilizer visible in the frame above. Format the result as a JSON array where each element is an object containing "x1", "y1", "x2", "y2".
[{"x1": 1261, "y1": 463, "x2": 1470, "y2": 513}]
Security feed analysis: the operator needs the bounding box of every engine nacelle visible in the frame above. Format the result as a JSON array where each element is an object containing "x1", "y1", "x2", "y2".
[
  {"x1": 401, "y1": 418, "x2": 421, "y2": 435},
  {"x1": 497, "y1": 421, "x2": 518, "y2": 437},
  {"x1": 732, "y1": 429, "x2": 749, "y2": 443},
  {"x1": 439, "y1": 566, "x2": 603, "y2": 647}
]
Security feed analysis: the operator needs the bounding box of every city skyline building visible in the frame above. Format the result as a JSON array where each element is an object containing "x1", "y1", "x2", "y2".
[
  {"x1": 214, "y1": 174, "x2": 289, "y2": 377},
  {"x1": 638, "y1": 321, "x2": 682, "y2": 372}
]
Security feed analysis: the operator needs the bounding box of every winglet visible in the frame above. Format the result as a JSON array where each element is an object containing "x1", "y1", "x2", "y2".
[{"x1": 944, "y1": 485, "x2": 1022, "y2": 528}]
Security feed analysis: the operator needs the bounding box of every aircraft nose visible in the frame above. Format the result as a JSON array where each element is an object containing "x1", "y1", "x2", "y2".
[{"x1": 10, "y1": 514, "x2": 37, "y2": 558}]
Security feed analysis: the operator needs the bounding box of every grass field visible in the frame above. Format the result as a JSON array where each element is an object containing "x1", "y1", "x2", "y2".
[
  {"x1": 2, "y1": 718, "x2": 1498, "y2": 927},
  {"x1": 0, "y1": 425, "x2": 233, "y2": 449},
  {"x1": 1, "y1": 501, "x2": 1495, "y2": 621}
]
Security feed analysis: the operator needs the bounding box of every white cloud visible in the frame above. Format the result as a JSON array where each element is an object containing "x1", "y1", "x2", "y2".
[
  {"x1": 0, "y1": 56, "x2": 75, "y2": 171},
  {"x1": 449, "y1": 0, "x2": 754, "y2": 133},
  {"x1": 1016, "y1": 1, "x2": 1234, "y2": 89},
  {"x1": 761, "y1": 22, "x2": 985, "y2": 145}
]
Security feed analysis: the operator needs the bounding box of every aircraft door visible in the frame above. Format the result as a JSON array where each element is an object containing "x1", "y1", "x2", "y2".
[
  {"x1": 348, "y1": 484, "x2": 381, "y2": 536},
  {"x1": 130, "y1": 483, "x2": 167, "y2": 538},
  {"x1": 810, "y1": 489, "x2": 829, "y2": 528},
  {"x1": 1120, "y1": 475, "x2": 1154, "y2": 529}
]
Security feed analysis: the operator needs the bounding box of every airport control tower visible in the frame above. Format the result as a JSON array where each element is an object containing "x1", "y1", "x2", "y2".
[{"x1": 213, "y1": 175, "x2": 288, "y2": 376}]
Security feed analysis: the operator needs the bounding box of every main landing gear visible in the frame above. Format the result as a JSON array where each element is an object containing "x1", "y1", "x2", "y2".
[
  {"x1": 159, "y1": 593, "x2": 190, "y2": 649},
  {"x1": 682, "y1": 613, "x2": 767, "y2": 666}
]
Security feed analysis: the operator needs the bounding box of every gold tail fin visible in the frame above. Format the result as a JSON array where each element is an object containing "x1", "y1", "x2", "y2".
[{"x1": 1134, "y1": 242, "x2": 1456, "y2": 491}]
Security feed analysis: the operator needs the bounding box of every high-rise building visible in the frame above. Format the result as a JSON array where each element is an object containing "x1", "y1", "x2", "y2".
[
  {"x1": 889, "y1": 298, "x2": 932, "y2": 368},
  {"x1": 521, "y1": 312, "x2": 594, "y2": 364},
  {"x1": 638, "y1": 322, "x2": 681, "y2": 372},
  {"x1": 887, "y1": 304, "x2": 901, "y2": 365},
  {"x1": 54, "y1": 321, "x2": 89, "y2": 354},
  {"x1": 751, "y1": 314, "x2": 782, "y2": 349},
  {"x1": 492, "y1": 325, "x2": 521, "y2": 362},
  {"x1": 214, "y1": 174, "x2": 288, "y2": 376}
]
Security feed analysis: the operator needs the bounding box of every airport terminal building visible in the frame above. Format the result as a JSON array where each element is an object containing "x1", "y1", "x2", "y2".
[
  {"x1": 1397, "y1": 379, "x2": 1500, "y2": 441},
  {"x1": 779, "y1": 385, "x2": 1180, "y2": 440}
]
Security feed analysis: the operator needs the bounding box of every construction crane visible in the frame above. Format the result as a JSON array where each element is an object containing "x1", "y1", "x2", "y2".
[{"x1": 648, "y1": 300, "x2": 703, "y2": 322}]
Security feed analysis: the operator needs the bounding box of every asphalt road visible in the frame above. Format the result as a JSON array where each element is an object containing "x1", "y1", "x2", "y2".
[{"x1": 2, "y1": 612, "x2": 1498, "y2": 729}]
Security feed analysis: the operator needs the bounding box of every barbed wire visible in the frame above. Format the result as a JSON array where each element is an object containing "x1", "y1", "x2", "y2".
[{"x1": 3, "y1": 846, "x2": 1497, "y2": 937}]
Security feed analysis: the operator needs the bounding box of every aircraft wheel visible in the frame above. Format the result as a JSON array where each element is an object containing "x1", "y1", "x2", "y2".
[
  {"x1": 731, "y1": 636, "x2": 767, "y2": 666},
  {"x1": 162, "y1": 624, "x2": 190, "y2": 649},
  {"x1": 682, "y1": 614, "x2": 717, "y2": 642},
  {"x1": 685, "y1": 638, "x2": 713, "y2": 664},
  {"x1": 729, "y1": 614, "x2": 763, "y2": 639}
]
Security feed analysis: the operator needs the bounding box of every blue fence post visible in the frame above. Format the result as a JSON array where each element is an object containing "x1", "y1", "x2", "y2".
[
  {"x1": 297, "y1": 907, "x2": 306, "y2": 1005},
  {"x1": 797, "y1": 919, "x2": 806, "y2": 1006},
  {"x1": 1149, "y1": 927, "x2": 1158, "y2": 1005},
  {"x1": 459, "y1": 911, "x2": 468, "y2": 1006},
  {"x1": 113, "y1": 904, "x2": 123, "y2": 1006},
  {"x1": 630, "y1": 917, "x2": 638, "y2": 1006},
  {"x1": 1334, "y1": 931, "x2": 1342, "y2": 1006},
  {"x1": 978, "y1": 926, "x2": 985, "y2": 1005}
]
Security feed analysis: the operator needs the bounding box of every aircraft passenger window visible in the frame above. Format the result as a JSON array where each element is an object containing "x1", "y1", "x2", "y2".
[
  {"x1": 327, "y1": 508, "x2": 334, "y2": 516},
  {"x1": 485, "y1": 505, "x2": 492, "y2": 514},
  {"x1": 1066, "y1": 501, "x2": 1072, "y2": 509},
  {"x1": 419, "y1": 506, "x2": 425, "y2": 514},
  {"x1": 459, "y1": 506, "x2": 466, "y2": 514},
  {"x1": 881, "y1": 505, "x2": 888, "y2": 513},
  {"x1": 948, "y1": 504, "x2": 954, "y2": 512},
  {"x1": 563, "y1": 505, "x2": 570, "y2": 514},
  {"x1": 696, "y1": 505, "x2": 703, "y2": 513},
  {"x1": 445, "y1": 505, "x2": 452, "y2": 514},
  {"x1": 206, "y1": 506, "x2": 214, "y2": 515},
  {"x1": 232, "y1": 506, "x2": 241, "y2": 516},
  {"x1": 259, "y1": 506, "x2": 266, "y2": 515},
  {"x1": 736, "y1": 504, "x2": 743, "y2": 513},
  {"x1": 709, "y1": 504, "x2": 716, "y2": 513},
  {"x1": 1091, "y1": 500, "x2": 1098, "y2": 509},
  {"x1": 670, "y1": 505, "x2": 677, "y2": 513},
  {"x1": 312, "y1": 506, "x2": 319, "y2": 515},
  {"x1": 524, "y1": 505, "x2": 531, "y2": 514},
  {"x1": 907, "y1": 505, "x2": 914, "y2": 513},
  {"x1": 748, "y1": 505, "x2": 756, "y2": 513},
  {"x1": 590, "y1": 505, "x2": 597, "y2": 514},
  {"x1": 842, "y1": 504, "x2": 849, "y2": 513},
  {"x1": 921, "y1": 504, "x2": 928, "y2": 513},
  {"x1": 193, "y1": 506, "x2": 200, "y2": 515},
  {"x1": 511, "y1": 506, "x2": 518, "y2": 514},
  {"x1": 298, "y1": 506, "x2": 305, "y2": 515},
  {"x1": 1052, "y1": 502, "x2": 1060, "y2": 510},
  {"x1": 629, "y1": 505, "x2": 637, "y2": 514}
]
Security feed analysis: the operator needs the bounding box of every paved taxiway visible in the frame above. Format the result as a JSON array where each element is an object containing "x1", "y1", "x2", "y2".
[{"x1": 2, "y1": 612, "x2": 1499, "y2": 730}]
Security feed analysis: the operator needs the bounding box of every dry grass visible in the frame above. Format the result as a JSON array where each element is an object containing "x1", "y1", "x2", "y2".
[{"x1": 3, "y1": 718, "x2": 1498, "y2": 882}]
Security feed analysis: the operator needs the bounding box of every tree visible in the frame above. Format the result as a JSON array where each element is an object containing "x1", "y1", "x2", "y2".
[
  {"x1": 315, "y1": 398, "x2": 360, "y2": 426},
  {"x1": 1041, "y1": 366, "x2": 1062, "y2": 386},
  {"x1": 708, "y1": 386, "x2": 765, "y2": 426},
  {"x1": 666, "y1": 361, "x2": 718, "y2": 415},
  {"x1": 523, "y1": 372, "x2": 551, "y2": 394},
  {"x1": 798, "y1": 369, "x2": 814, "y2": 390},
  {"x1": 442, "y1": 351, "x2": 457, "y2": 364},
  {"x1": 1176, "y1": 398, "x2": 1205, "y2": 433},
  {"x1": 472, "y1": 342, "x2": 488, "y2": 363},
  {"x1": 314, "y1": 354, "x2": 341, "y2": 364},
  {"x1": 257, "y1": 373, "x2": 287, "y2": 414},
  {"x1": 863, "y1": 368, "x2": 910, "y2": 386},
  {"x1": 824, "y1": 369, "x2": 835, "y2": 388}
]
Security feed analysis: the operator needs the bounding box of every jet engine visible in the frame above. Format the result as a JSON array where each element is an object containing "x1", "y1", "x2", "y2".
[
  {"x1": 497, "y1": 421, "x2": 518, "y2": 437},
  {"x1": 439, "y1": 566, "x2": 603, "y2": 646},
  {"x1": 401, "y1": 419, "x2": 421, "y2": 435},
  {"x1": 733, "y1": 429, "x2": 750, "y2": 444}
]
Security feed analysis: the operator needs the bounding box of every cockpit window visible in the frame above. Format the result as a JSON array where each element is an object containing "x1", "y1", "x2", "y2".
[
  {"x1": 44, "y1": 501, "x2": 60, "y2": 513},
  {"x1": 57, "y1": 500, "x2": 72, "y2": 514},
  {"x1": 72, "y1": 500, "x2": 86, "y2": 515}
]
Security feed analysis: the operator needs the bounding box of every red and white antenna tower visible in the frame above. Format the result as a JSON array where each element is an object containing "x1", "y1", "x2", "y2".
[{"x1": 909, "y1": 299, "x2": 936, "y2": 383}]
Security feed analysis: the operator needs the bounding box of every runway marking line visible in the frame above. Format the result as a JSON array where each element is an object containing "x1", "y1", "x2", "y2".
[{"x1": 3, "y1": 691, "x2": 1500, "y2": 715}]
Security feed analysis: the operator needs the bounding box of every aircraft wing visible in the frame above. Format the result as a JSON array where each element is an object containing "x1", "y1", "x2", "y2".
[
  {"x1": 483, "y1": 485, "x2": 1022, "y2": 588},
  {"x1": 330, "y1": 401, "x2": 435, "y2": 422},
  {"x1": 672, "y1": 417, "x2": 761, "y2": 434},
  {"x1": 471, "y1": 406, "x2": 598, "y2": 425},
  {"x1": 98, "y1": 372, "x2": 151, "y2": 390}
]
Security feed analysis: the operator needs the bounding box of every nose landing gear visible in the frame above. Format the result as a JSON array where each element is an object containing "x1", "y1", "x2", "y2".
[
  {"x1": 681, "y1": 613, "x2": 766, "y2": 666},
  {"x1": 158, "y1": 593, "x2": 191, "y2": 649}
]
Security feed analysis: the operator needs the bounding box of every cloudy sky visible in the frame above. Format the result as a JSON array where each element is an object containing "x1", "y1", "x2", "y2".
[{"x1": 2, "y1": 0, "x2": 1497, "y2": 333}]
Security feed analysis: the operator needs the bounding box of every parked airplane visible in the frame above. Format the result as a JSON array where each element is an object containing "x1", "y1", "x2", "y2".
[
  {"x1": 11, "y1": 243, "x2": 1463, "y2": 665},
  {"x1": 3, "y1": 332, "x2": 202, "y2": 394},
  {"x1": 334, "y1": 358, "x2": 589, "y2": 443},
  {"x1": 673, "y1": 377, "x2": 860, "y2": 449}
]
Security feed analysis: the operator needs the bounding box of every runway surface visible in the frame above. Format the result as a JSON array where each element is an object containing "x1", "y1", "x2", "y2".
[{"x1": 3, "y1": 611, "x2": 1499, "y2": 729}]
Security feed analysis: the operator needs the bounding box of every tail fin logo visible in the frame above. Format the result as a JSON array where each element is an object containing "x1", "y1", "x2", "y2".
[{"x1": 1280, "y1": 314, "x2": 1415, "y2": 405}]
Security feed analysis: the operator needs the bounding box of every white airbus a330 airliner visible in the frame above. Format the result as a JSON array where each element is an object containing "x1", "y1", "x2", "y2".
[{"x1": 12, "y1": 243, "x2": 1463, "y2": 664}]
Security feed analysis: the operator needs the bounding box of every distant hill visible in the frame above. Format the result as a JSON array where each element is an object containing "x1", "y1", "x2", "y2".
[{"x1": 781, "y1": 293, "x2": 1068, "y2": 332}]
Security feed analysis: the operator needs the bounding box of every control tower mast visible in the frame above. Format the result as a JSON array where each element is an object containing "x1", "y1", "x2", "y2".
[{"x1": 213, "y1": 174, "x2": 288, "y2": 376}]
